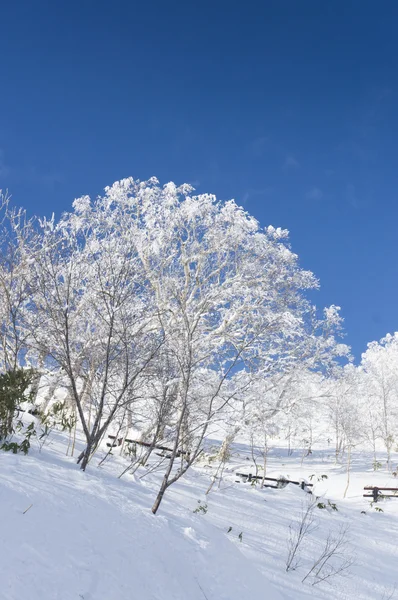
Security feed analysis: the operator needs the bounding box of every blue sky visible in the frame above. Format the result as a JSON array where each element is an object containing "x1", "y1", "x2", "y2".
[{"x1": 1, "y1": 1, "x2": 397, "y2": 360}]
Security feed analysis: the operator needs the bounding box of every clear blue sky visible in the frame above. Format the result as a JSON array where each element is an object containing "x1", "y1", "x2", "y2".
[{"x1": 1, "y1": 1, "x2": 397, "y2": 360}]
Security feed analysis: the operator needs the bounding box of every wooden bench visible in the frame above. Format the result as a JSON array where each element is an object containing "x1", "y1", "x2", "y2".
[
  {"x1": 363, "y1": 486, "x2": 398, "y2": 502},
  {"x1": 236, "y1": 472, "x2": 313, "y2": 491},
  {"x1": 107, "y1": 435, "x2": 190, "y2": 459}
]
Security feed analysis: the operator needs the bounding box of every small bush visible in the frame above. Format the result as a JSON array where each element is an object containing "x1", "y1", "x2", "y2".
[
  {"x1": 39, "y1": 400, "x2": 76, "y2": 434},
  {"x1": 0, "y1": 368, "x2": 35, "y2": 440},
  {"x1": 0, "y1": 441, "x2": 19, "y2": 454},
  {"x1": 193, "y1": 501, "x2": 208, "y2": 514}
]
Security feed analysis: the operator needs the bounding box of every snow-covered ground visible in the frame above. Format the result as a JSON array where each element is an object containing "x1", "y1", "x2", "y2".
[{"x1": 1, "y1": 426, "x2": 398, "y2": 600}]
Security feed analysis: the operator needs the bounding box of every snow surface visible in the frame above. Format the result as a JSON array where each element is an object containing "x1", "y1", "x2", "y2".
[
  {"x1": 0, "y1": 433, "x2": 283, "y2": 600},
  {"x1": 1, "y1": 426, "x2": 398, "y2": 600}
]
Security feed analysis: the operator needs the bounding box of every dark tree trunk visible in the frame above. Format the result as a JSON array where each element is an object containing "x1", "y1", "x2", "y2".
[
  {"x1": 152, "y1": 475, "x2": 168, "y2": 515},
  {"x1": 77, "y1": 442, "x2": 92, "y2": 471}
]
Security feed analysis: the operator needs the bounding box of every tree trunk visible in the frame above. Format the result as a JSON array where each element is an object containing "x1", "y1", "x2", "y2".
[
  {"x1": 152, "y1": 475, "x2": 168, "y2": 515},
  {"x1": 151, "y1": 408, "x2": 186, "y2": 514},
  {"x1": 71, "y1": 406, "x2": 77, "y2": 457},
  {"x1": 78, "y1": 445, "x2": 91, "y2": 471},
  {"x1": 40, "y1": 375, "x2": 60, "y2": 413},
  {"x1": 261, "y1": 446, "x2": 268, "y2": 488},
  {"x1": 343, "y1": 445, "x2": 351, "y2": 498}
]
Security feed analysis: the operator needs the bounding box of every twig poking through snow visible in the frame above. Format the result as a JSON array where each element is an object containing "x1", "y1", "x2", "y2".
[{"x1": 196, "y1": 579, "x2": 210, "y2": 599}]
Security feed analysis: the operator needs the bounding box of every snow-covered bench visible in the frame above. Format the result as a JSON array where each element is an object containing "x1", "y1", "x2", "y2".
[
  {"x1": 235, "y1": 472, "x2": 313, "y2": 491},
  {"x1": 106, "y1": 435, "x2": 190, "y2": 459}
]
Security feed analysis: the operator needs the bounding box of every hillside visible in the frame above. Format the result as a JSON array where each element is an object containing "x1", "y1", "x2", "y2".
[
  {"x1": 0, "y1": 429, "x2": 283, "y2": 600},
  {"x1": 1, "y1": 424, "x2": 398, "y2": 600}
]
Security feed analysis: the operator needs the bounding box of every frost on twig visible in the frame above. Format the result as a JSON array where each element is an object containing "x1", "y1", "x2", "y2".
[
  {"x1": 286, "y1": 497, "x2": 318, "y2": 572},
  {"x1": 301, "y1": 524, "x2": 353, "y2": 585},
  {"x1": 286, "y1": 499, "x2": 353, "y2": 587}
]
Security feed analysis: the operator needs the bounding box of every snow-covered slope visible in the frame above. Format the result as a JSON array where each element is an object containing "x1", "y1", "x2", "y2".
[
  {"x1": 0, "y1": 444, "x2": 283, "y2": 600},
  {"x1": 2, "y1": 428, "x2": 398, "y2": 600}
]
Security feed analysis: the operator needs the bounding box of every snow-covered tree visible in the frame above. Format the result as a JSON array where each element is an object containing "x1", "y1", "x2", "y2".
[
  {"x1": 1, "y1": 178, "x2": 350, "y2": 505},
  {"x1": 24, "y1": 186, "x2": 162, "y2": 470},
  {"x1": 360, "y1": 333, "x2": 398, "y2": 470},
  {"x1": 0, "y1": 196, "x2": 36, "y2": 373},
  {"x1": 96, "y1": 178, "x2": 348, "y2": 512}
]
